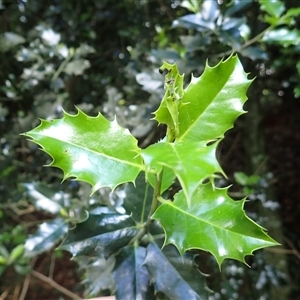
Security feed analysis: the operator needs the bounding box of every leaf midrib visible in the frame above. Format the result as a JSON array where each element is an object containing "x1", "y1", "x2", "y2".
[
  {"x1": 29, "y1": 133, "x2": 143, "y2": 170},
  {"x1": 178, "y1": 65, "x2": 234, "y2": 142},
  {"x1": 164, "y1": 201, "x2": 263, "y2": 240}
]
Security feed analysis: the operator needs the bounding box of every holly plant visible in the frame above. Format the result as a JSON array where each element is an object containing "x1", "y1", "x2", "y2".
[{"x1": 22, "y1": 55, "x2": 278, "y2": 299}]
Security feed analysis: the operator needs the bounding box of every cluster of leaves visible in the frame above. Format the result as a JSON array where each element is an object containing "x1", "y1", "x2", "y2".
[
  {"x1": 23, "y1": 55, "x2": 278, "y2": 299},
  {"x1": 1, "y1": 0, "x2": 300, "y2": 298}
]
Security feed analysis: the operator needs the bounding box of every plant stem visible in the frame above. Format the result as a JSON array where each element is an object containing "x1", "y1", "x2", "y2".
[
  {"x1": 140, "y1": 181, "x2": 149, "y2": 223},
  {"x1": 239, "y1": 24, "x2": 274, "y2": 51},
  {"x1": 51, "y1": 48, "x2": 75, "y2": 82},
  {"x1": 130, "y1": 226, "x2": 148, "y2": 246},
  {"x1": 148, "y1": 169, "x2": 163, "y2": 219},
  {"x1": 215, "y1": 24, "x2": 275, "y2": 58},
  {"x1": 129, "y1": 169, "x2": 164, "y2": 246}
]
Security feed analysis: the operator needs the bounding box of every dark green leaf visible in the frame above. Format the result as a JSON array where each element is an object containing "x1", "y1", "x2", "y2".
[
  {"x1": 240, "y1": 46, "x2": 268, "y2": 61},
  {"x1": 162, "y1": 245, "x2": 212, "y2": 298},
  {"x1": 59, "y1": 213, "x2": 138, "y2": 258},
  {"x1": 225, "y1": 1, "x2": 252, "y2": 17},
  {"x1": 222, "y1": 18, "x2": 244, "y2": 31},
  {"x1": 144, "y1": 242, "x2": 204, "y2": 300},
  {"x1": 24, "y1": 218, "x2": 68, "y2": 257},
  {"x1": 75, "y1": 256, "x2": 115, "y2": 297},
  {"x1": 113, "y1": 246, "x2": 154, "y2": 300},
  {"x1": 172, "y1": 14, "x2": 215, "y2": 31},
  {"x1": 263, "y1": 28, "x2": 300, "y2": 47}
]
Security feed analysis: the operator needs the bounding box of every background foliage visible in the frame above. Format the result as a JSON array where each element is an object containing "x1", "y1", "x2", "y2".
[{"x1": 1, "y1": 0, "x2": 300, "y2": 299}]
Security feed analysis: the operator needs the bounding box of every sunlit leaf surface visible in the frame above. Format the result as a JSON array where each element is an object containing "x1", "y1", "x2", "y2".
[
  {"x1": 24, "y1": 218, "x2": 68, "y2": 257},
  {"x1": 141, "y1": 141, "x2": 223, "y2": 206},
  {"x1": 152, "y1": 183, "x2": 279, "y2": 267},
  {"x1": 22, "y1": 109, "x2": 143, "y2": 193},
  {"x1": 178, "y1": 55, "x2": 252, "y2": 142}
]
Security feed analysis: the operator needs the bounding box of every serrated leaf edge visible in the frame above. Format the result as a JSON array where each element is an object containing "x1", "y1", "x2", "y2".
[
  {"x1": 21, "y1": 108, "x2": 144, "y2": 193},
  {"x1": 152, "y1": 186, "x2": 280, "y2": 268}
]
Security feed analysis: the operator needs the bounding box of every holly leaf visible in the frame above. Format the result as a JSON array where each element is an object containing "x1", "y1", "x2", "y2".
[
  {"x1": 259, "y1": 0, "x2": 285, "y2": 18},
  {"x1": 162, "y1": 245, "x2": 211, "y2": 298},
  {"x1": 24, "y1": 218, "x2": 68, "y2": 257},
  {"x1": 144, "y1": 242, "x2": 208, "y2": 299},
  {"x1": 22, "y1": 109, "x2": 143, "y2": 193},
  {"x1": 152, "y1": 183, "x2": 279, "y2": 267},
  {"x1": 113, "y1": 246, "x2": 154, "y2": 300},
  {"x1": 178, "y1": 55, "x2": 252, "y2": 142},
  {"x1": 75, "y1": 255, "x2": 115, "y2": 297},
  {"x1": 59, "y1": 213, "x2": 138, "y2": 258},
  {"x1": 141, "y1": 141, "x2": 223, "y2": 206}
]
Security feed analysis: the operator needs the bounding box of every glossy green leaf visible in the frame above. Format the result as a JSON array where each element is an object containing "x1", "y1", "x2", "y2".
[
  {"x1": 240, "y1": 46, "x2": 268, "y2": 61},
  {"x1": 162, "y1": 245, "x2": 211, "y2": 298},
  {"x1": 141, "y1": 141, "x2": 223, "y2": 206},
  {"x1": 178, "y1": 55, "x2": 252, "y2": 142},
  {"x1": 259, "y1": 0, "x2": 285, "y2": 18},
  {"x1": 24, "y1": 218, "x2": 68, "y2": 257},
  {"x1": 262, "y1": 28, "x2": 300, "y2": 47},
  {"x1": 113, "y1": 246, "x2": 154, "y2": 300},
  {"x1": 59, "y1": 213, "x2": 138, "y2": 258},
  {"x1": 225, "y1": 1, "x2": 252, "y2": 17},
  {"x1": 152, "y1": 183, "x2": 279, "y2": 267},
  {"x1": 144, "y1": 242, "x2": 206, "y2": 299},
  {"x1": 22, "y1": 109, "x2": 143, "y2": 193}
]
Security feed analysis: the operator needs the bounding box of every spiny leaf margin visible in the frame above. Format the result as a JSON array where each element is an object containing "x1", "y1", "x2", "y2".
[
  {"x1": 22, "y1": 108, "x2": 144, "y2": 194},
  {"x1": 140, "y1": 141, "x2": 224, "y2": 206},
  {"x1": 177, "y1": 54, "x2": 253, "y2": 142},
  {"x1": 152, "y1": 183, "x2": 280, "y2": 268}
]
